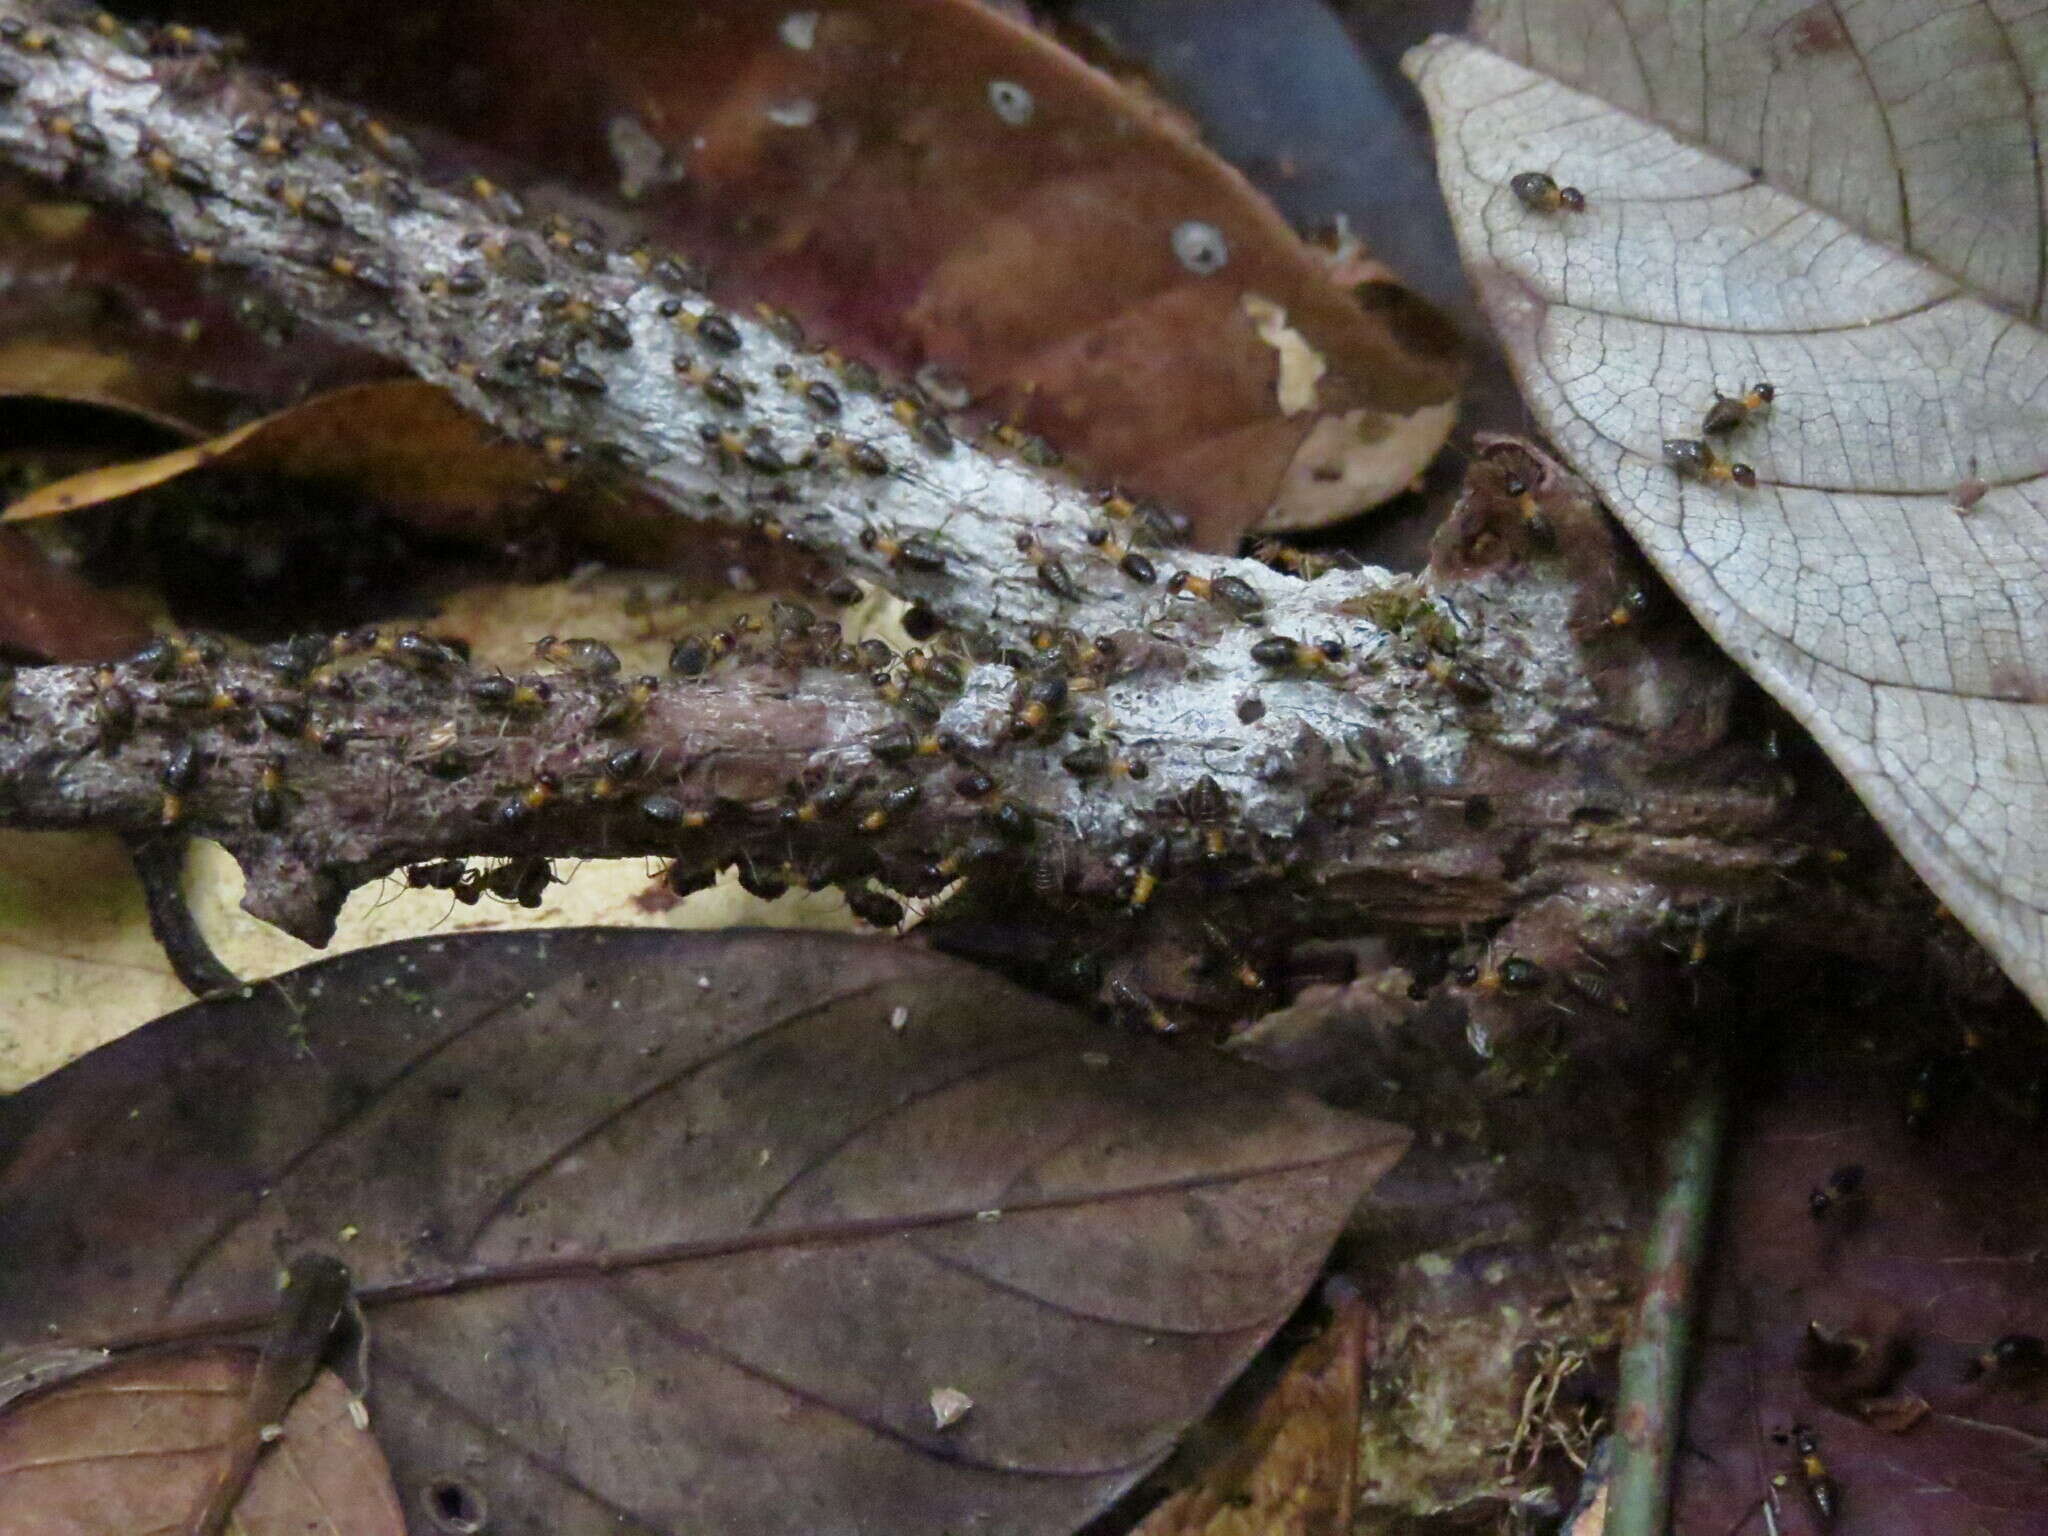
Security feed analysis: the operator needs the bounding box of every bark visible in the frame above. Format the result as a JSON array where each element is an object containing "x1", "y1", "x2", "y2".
[{"x1": 0, "y1": 4, "x2": 1912, "y2": 1025}]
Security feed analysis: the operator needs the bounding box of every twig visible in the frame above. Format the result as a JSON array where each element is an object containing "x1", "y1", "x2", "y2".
[
  {"x1": 0, "y1": 0, "x2": 1240, "y2": 647},
  {"x1": 0, "y1": 596, "x2": 1791, "y2": 957},
  {"x1": 1609, "y1": 1065, "x2": 1729, "y2": 1536},
  {"x1": 125, "y1": 832, "x2": 243, "y2": 994}
]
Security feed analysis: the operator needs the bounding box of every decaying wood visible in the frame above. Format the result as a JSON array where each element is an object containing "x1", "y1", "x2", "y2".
[{"x1": 0, "y1": 4, "x2": 1932, "y2": 1026}]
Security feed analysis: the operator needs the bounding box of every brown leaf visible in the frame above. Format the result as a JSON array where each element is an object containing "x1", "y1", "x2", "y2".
[
  {"x1": 0, "y1": 929, "x2": 1409, "y2": 1535},
  {"x1": 0, "y1": 1351, "x2": 404, "y2": 1535},
  {"x1": 157, "y1": 0, "x2": 1464, "y2": 547},
  {"x1": 1132, "y1": 1287, "x2": 1370, "y2": 1536},
  {"x1": 0, "y1": 527, "x2": 149, "y2": 661},
  {"x1": 5, "y1": 380, "x2": 555, "y2": 536}
]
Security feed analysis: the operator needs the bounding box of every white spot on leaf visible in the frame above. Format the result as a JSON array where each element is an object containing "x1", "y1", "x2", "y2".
[
  {"x1": 765, "y1": 98, "x2": 818, "y2": 129},
  {"x1": 988, "y1": 79, "x2": 1034, "y2": 126},
  {"x1": 929, "y1": 1387, "x2": 974, "y2": 1429},
  {"x1": 1171, "y1": 220, "x2": 1229, "y2": 275},
  {"x1": 779, "y1": 11, "x2": 819, "y2": 50}
]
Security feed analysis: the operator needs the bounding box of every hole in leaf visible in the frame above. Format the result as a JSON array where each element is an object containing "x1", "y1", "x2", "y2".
[
  {"x1": 1171, "y1": 219, "x2": 1229, "y2": 275},
  {"x1": 987, "y1": 78, "x2": 1034, "y2": 126},
  {"x1": 425, "y1": 1479, "x2": 488, "y2": 1533}
]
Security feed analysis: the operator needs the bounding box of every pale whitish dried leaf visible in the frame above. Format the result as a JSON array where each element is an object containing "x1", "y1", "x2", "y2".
[{"x1": 1407, "y1": 15, "x2": 2048, "y2": 1017}]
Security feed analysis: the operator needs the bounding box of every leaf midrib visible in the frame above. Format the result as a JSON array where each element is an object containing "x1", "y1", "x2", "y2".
[{"x1": 49, "y1": 1135, "x2": 1391, "y2": 1357}]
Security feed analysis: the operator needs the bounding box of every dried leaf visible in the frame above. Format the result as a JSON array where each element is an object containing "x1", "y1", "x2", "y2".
[
  {"x1": 0, "y1": 830, "x2": 201, "y2": 1091},
  {"x1": 0, "y1": 527, "x2": 150, "y2": 661},
  {"x1": 5, "y1": 381, "x2": 554, "y2": 535},
  {"x1": 0, "y1": 929, "x2": 1410, "y2": 1535},
  {"x1": 1131, "y1": 1287, "x2": 1369, "y2": 1536},
  {"x1": 0, "y1": 1351, "x2": 404, "y2": 1536},
  {"x1": 1407, "y1": 8, "x2": 2048, "y2": 1015},
  {"x1": 0, "y1": 339, "x2": 199, "y2": 431},
  {"x1": 160, "y1": 0, "x2": 1464, "y2": 545}
]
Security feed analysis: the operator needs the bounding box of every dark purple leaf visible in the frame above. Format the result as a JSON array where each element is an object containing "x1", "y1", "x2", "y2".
[
  {"x1": 0, "y1": 928, "x2": 1407, "y2": 1535},
  {"x1": 1678, "y1": 1048, "x2": 2048, "y2": 1535}
]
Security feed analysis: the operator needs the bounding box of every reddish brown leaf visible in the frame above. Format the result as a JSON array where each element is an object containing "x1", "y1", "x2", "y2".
[
  {"x1": 5, "y1": 381, "x2": 559, "y2": 537},
  {"x1": 0, "y1": 929, "x2": 1408, "y2": 1535},
  {"x1": 0, "y1": 527, "x2": 149, "y2": 662},
  {"x1": 158, "y1": 0, "x2": 1465, "y2": 547},
  {"x1": 0, "y1": 1351, "x2": 404, "y2": 1535}
]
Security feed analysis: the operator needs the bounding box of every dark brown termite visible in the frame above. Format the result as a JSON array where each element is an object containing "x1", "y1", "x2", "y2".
[
  {"x1": 1664, "y1": 437, "x2": 1757, "y2": 489},
  {"x1": 1510, "y1": 171, "x2": 1585, "y2": 213},
  {"x1": 1701, "y1": 382, "x2": 1775, "y2": 435}
]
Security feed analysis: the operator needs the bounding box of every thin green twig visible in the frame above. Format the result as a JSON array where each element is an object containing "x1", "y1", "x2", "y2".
[{"x1": 1609, "y1": 1064, "x2": 1728, "y2": 1536}]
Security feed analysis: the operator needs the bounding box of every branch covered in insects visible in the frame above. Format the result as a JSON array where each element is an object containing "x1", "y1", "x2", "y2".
[
  {"x1": 0, "y1": 5, "x2": 1944, "y2": 1027},
  {"x1": 0, "y1": 589, "x2": 1793, "y2": 981},
  {"x1": 0, "y1": 434, "x2": 1870, "y2": 1039},
  {"x1": 0, "y1": 0, "x2": 1229, "y2": 646}
]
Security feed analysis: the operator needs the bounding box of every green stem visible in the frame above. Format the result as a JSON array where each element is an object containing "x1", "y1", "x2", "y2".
[{"x1": 1608, "y1": 1065, "x2": 1727, "y2": 1536}]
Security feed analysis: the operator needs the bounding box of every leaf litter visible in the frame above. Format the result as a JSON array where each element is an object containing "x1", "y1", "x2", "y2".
[{"x1": 4, "y1": 3, "x2": 2043, "y2": 1531}]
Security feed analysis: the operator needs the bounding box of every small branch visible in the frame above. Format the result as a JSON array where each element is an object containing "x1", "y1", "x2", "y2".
[
  {"x1": 0, "y1": 0, "x2": 1240, "y2": 646},
  {"x1": 1609, "y1": 1067, "x2": 1728, "y2": 1536},
  {"x1": 0, "y1": 594, "x2": 1791, "y2": 957},
  {"x1": 126, "y1": 832, "x2": 242, "y2": 995}
]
